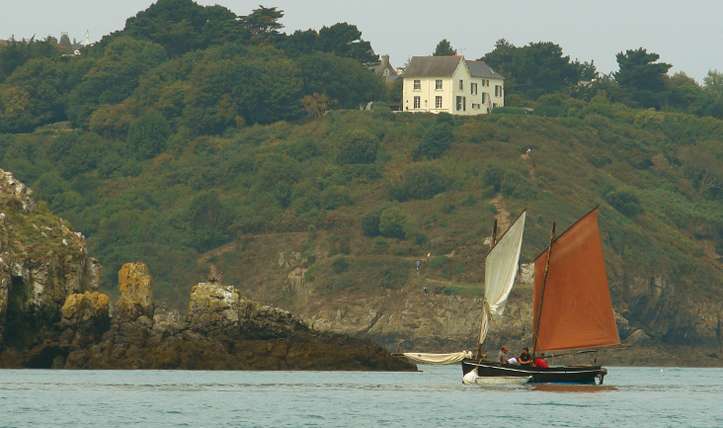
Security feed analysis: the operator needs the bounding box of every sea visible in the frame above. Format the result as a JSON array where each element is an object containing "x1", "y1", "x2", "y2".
[{"x1": 1, "y1": 366, "x2": 721, "y2": 428}]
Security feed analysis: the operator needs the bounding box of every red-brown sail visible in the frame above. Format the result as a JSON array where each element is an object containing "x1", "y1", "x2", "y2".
[{"x1": 532, "y1": 210, "x2": 620, "y2": 353}]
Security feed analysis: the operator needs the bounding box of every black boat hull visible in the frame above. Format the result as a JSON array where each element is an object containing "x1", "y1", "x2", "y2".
[{"x1": 461, "y1": 359, "x2": 607, "y2": 384}]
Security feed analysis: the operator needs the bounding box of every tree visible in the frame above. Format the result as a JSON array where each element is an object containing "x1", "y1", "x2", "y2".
[
  {"x1": 126, "y1": 111, "x2": 171, "y2": 160},
  {"x1": 297, "y1": 51, "x2": 384, "y2": 109},
  {"x1": 703, "y1": 69, "x2": 723, "y2": 97},
  {"x1": 317, "y1": 23, "x2": 378, "y2": 63},
  {"x1": 0, "y1": 37, "x2": 61, "y2": 85},
  {"x1": 433, "y1": 39, "x2": 456, "y2": 56},
  {"x1": 183, "y1": 45, "x2": 302, "y2": 133},
  {"x1": 123, "y1": 0, "x2": 245, "y2": 56},
  {"x1": 240, "y1": 6, "x2": 284, "y2": 43},
  {"x1": 614, "y1": 48, "x2": 672, "y2": 109},
  {"x1": 480, "y1": 40, "x2": 595, "y2": 100},
  {"x1": 66, "y1": 37, "x2": 167, "y2": 126},
  {"x1": 666, "y1": 72, "x2": 704, "y2": 112},
  {"x1": 0, "y1": 57, "x2": 65, "y2": 132},
  {"x1": 300, "y1": 93, "x2": 336, "y2": 117}
]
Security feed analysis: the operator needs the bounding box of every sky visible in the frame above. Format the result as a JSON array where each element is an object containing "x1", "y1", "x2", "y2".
[{"x1": 1, "y1": 0, "x2": 722, "y2": 83}]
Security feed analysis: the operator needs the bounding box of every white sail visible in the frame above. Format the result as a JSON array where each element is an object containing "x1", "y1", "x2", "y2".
[
  {"x1": 478, "y1": 211, "x2": 526, "y2": 347},
  {"x1": 402, "y1": 351, "x2": 473, "y2": 365}
]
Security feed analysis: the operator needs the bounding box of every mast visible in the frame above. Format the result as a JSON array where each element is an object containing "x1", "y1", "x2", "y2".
[
  {"x1": 531, "y1": 222, "x2": 555, "y2": 357},
  {"x1": 491, "y1": 219, "x2": 498, "y2": 247},
  {"x1": 476, "y1": 218, "x2": 498, "y2": 357}
]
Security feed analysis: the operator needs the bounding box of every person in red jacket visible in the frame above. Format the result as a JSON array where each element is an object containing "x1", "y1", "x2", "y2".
[{"x1": 533, "y1": 352, "x2": 549, "y2": 368}]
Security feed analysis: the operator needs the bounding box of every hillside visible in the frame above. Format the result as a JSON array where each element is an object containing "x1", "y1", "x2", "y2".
[{"x1": 2, "y1": 0, "x2": 723, "y2": 363}]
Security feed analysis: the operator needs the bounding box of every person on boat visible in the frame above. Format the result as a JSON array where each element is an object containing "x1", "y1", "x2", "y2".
[
  {"x1": 533, "y1": 352, "x2": 549, "y2": 368},
  {"x1": 497, "y1": 346, "x2": 510, "y2": 364},
  {"x1": 518, "y1": 347, "x2": 533, "y2": 366}
]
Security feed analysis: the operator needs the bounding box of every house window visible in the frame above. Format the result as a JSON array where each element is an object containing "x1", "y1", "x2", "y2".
[
  {"x1": 435, "y1": 79, "x2": 442, "y2": 90},
  {"x1": 456, "y1": 96, "x2": 466, "y2": 111},
  {"x1": 414, "y1": 96, "x2": 421, "y2": 109},
  {"x1": 495, "y1": 85, "x2": 503, "y2": 97},
  {"x1": 481, "y1": 93, "x2": 486, "y2": 104},
  {"x1": 459, "y1": 79, "x2": 464, "y2": 90},
  {"x1": 414, "y1": 80, "x2": 421, "y2": 90},
  {"x1": 471, "y1": 82, "x2": 477, "y2": 95},
  {"x1": 435, "y1": 96, "x2": 443, "y2": 109}
]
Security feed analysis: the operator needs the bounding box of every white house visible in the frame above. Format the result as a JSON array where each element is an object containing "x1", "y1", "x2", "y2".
[{"x1": 401, "y1": 55, "x2": 505, "y2": 115}]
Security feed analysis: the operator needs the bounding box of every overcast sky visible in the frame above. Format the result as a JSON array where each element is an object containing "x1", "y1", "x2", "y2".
[{"x1": 2, "y1": 0, "x2": 721, "y2": 82}]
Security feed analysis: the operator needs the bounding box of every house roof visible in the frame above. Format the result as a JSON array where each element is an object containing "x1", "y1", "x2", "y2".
[
  {"x1": 402, "y1": 56, "x2": 464, "y2": 78},
  {"x1": 402, "y1": 55, "x2": 504, "y2": 80},
  {"x1": 465, "y1": 60, "x2": 505, "y2": 80}
]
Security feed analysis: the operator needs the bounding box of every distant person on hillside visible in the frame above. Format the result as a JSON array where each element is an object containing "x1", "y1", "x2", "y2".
[
  {"x1": 533, "y1": 353, "x2": 549, "y2": 368},
  {"x1": 518, "y1": 347, "x2": 533, "y2": 366},
  {"x1": 498, "y1": 346, "x2": 510, "y2": 364},
  {"x1": 416, "y1": 260, "x2": 421, "y2": 271},
  {"x1": 423, "y1": 286, "x2": 429, "y2": 296}
]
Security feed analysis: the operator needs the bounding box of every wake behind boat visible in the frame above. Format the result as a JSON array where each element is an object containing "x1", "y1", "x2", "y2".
[{"x1": 463, "y1": 208, "x2": 620, "y2": 384}]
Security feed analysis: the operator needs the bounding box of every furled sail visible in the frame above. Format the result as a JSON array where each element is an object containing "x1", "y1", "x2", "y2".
[
  {"x1": 532, "y1": 209, "x2": 620, "y2": 353},
  {"x1": 402, "y1": 351, "x2": 473, "y2": 365},
  {"x1": 477, "y1": 211, "x2": 526, "y2": 347}
]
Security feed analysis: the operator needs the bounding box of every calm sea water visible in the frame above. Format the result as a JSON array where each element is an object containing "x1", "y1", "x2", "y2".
[{"x1": 1, "y1": 366, "x2": 721, "y2": 427}]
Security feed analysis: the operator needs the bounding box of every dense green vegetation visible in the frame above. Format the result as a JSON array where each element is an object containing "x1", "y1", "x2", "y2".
[{"x1": 1, "y1": 0, "x2": 723, "y2": 318}]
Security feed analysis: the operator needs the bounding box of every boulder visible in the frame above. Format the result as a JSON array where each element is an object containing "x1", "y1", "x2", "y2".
[
  {"x1": 188, "y1": 282, "x2": 243, "y2": 336},
  {"x1": 60, "y1": 291, "x2": 110, "y2": 333},
  {"x1": 114, "y1": 262, "x2": 154, "y2": 322}
]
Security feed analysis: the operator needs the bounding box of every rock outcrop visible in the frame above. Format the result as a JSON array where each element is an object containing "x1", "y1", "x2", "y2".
[
  {"x1": 0, "y1": 169, "x2": 101, "y2": 349},
  {"x1": 0, "y1": 171, "x2": 414, "y2": 371},
  {"x1": 114, "y1": 262, "x2": 154, "y2": 322},
  {"x1": 0, "y1": 262, "x2": 414, "y2": 371}
]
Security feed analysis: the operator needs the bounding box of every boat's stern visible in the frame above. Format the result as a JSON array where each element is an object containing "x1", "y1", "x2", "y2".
[{"x1": 597, "y1": 367, "x2": 608, "y2": 385}]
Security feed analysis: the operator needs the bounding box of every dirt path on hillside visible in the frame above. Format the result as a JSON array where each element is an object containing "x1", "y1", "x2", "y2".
[
  {"x1": 198, "y1": 241, "x2": 238, "y2": 282},
  {"x1": 489, "y1": 194, "x2": 510, "y2": 233},
  {"x1": 521, "y1": 151, "x2": 536, "y2": 179}
]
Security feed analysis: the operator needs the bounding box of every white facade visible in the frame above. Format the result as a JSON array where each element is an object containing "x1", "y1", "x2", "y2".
[{"x1": 401, "y1": 56, "x2": 505, "y2": 116}]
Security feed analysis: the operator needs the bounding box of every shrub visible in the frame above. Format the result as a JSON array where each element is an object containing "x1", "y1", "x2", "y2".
[
  {"x1": 606, "y1": 187, "x2": 644, "y2": 217},
  {"x1": 331, "y1": 256, "x2": 349, "y2": 273},
  {"x1": 320, "y1": 186, "x2": 352, "y2": 210},
  {"x1": 429, "y1": 256, "x2": 447, "y2": 269},
  {"x1": 361, "y1": 208, "x2": 383, "y2": 237},
  {"x1": 378, "y1": 206, "x2": 408, "y2": 239},
  {"x1": 337, "y1": 129, "x2": 379, "y2": 164},
  {"x1": 491, "y1": 106, "x2": 527, "y2": 115},
  {"x1": 397, "y1": 163, "x2": 450, "y2": 200},
  {"x1": 412, "y1": 117, "x2": 454, "y2": 160}
]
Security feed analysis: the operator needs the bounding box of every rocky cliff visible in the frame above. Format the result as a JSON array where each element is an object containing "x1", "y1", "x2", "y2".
[
  {"x1": 0, "y1": 171, "x2": 414, "y2": 371},
  {"x1": 0, "y1": 170, "x2": 101, "y2": 350},
  {"x1": 211, "y1": 231, "x2": 723, "y2": 367}
]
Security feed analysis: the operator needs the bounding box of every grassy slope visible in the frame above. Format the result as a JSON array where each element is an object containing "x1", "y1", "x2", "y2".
[{"x1": 3, "y1": 104, "x2": 723, "y2": 348}]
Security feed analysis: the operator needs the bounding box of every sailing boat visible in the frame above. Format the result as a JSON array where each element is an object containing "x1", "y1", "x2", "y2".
[
  {"x1": 461, "y1": 208, "x2": 620, "y2": 384},
  {"x1": 401, "y1": 211, "x2": 526, "y2": 366}
]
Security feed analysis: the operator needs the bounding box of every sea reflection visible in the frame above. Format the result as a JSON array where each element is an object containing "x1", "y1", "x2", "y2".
[{"x1": 530, "y1": 384, "x2": 618, "y2": 393}]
